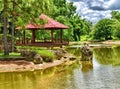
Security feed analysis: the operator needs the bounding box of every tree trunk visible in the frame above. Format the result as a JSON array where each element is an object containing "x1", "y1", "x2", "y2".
[
  {"x1": 3, "y1": 16, "x2": 9, "y2": 55},
  {"x1": 3, "y1": 0, "x2": 9, "y2": 55},
  {"x1": 11, "y1": 21, "x2": 15, "y2": 52},
  {"x1": 11, "y1": 0, "x2": 15, "y2": 52}
]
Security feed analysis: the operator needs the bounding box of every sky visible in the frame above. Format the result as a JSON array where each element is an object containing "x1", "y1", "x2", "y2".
[{"x1": 67, "y1": 0, "x2": 120, "y2": 24}]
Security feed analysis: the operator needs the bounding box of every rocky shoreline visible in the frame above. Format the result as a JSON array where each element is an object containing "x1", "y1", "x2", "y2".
[
  {"x1": 0, "y1": 49, "x2": 76, "y2": 73},
  {"x1": 0, "y1": 59, "x2": 76, "y2": 73}
]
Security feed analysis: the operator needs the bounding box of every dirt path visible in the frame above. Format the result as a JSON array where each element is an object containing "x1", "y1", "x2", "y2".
[
  {"x1": 70, "y1": 40, "x2": 120, "y2": 45},
  {"x1": 100, "y1": 40, "x2": 120, "y2": 45}
]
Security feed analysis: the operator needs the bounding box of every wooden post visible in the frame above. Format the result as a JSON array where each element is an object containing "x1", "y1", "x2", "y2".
[
  {"x1": 32, "y1": 30, "x2": 35, "y2": 43},
  {"x1": 51, "y1": 30, "x2": 54, "y2": 43},
  {"x1": 51, "y1": 30, "x2": 54, "y2": 49},
  {"x1": 60, "y1": 29, "x2": 62, "y2": 48}
]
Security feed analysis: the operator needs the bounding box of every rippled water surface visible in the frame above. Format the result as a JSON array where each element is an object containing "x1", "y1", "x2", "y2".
[{"x1": 0, "y1": 45, "x2": 120, "y2": 89}]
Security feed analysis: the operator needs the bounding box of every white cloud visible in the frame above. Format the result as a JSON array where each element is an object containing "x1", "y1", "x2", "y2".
[
  {"x1": 67, "y1": 0, "x2": 120, "y2": 24},
  {"x1": 73, "y1": 2, "x2": 85, "y2": 12},
  {"x1": 107, "y1": 0, "x2": 120, "y2": 10}
]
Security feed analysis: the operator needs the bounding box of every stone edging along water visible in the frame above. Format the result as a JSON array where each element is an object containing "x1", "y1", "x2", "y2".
[{"x1": 0, "y1": 50, "x2": 76, "y2": 73}]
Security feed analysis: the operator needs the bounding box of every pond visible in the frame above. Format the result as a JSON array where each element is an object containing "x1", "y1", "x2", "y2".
[{"x1": 0, "y1": 45, "x2": 120, "y2": 89}]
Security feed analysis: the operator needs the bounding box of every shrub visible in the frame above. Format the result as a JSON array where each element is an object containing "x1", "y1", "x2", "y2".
[{"x1": 36, "y1": 49, "x2": 56, "y2": 62}]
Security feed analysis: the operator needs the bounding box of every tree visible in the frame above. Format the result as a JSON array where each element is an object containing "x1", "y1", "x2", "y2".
[
  {"x1": 0, "y1": 0, "x2": 56, "y2": 54},
  {"x1": 112, "y1": 20, "x2": 120, "y2": 39},
  {"x1": 111, "y1": 11, "x2": 120, "y2": 39},
  {"x1": 71, "y1": 14, "x2": 82, "y2": 41},
  {"x1": 111, "y1": 11, "x2": 120, "y2": 21},
  {"x1": 3, "y1": 0, "x2": 9, "y2": 55},
  {"x1": 52, "y1": 0, "x2": 92, "y2": 41},
  {"x1": 93, "y1": 18, "x2": 113, "y2": 40}
]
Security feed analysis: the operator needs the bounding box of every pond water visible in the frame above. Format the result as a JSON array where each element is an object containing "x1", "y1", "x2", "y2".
[{"x1": 0, "y1": 45, "x2": 120, "y2": 89}]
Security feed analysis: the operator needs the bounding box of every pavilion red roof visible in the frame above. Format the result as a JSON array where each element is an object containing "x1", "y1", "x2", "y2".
[
  {"x1": 26, "y1": 14, "x2": 69, "y2": 30},
  {"x1": 26, "y1": 23, "x2": 42, "y2": 29},
  {"x1": 39, "y1": 14, "x2": 69, "y2": 29}
]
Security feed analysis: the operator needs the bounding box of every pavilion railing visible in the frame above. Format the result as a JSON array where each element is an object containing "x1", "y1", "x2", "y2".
[
  {"x1": 52, "y1": 38, "x2": 69, "y2": 44},
  {"x1": 16, "y1": 38, "x2": 69, "y2": 46}
]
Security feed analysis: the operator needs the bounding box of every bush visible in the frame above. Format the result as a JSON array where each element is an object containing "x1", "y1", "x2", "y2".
[{"x1": 36, "y1": 49, "x2": 56, "y2": 62}]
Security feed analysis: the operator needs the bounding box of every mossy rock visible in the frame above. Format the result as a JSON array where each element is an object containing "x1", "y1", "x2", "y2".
[
  {"x1": 53, "y1": 48, "x2": 67, "y2": 60},
  {"x1": 42, "y1": 57, "x2": 54, "y2": 62},
  {"x1": 33, "y1": 54, "x2": 43, "y2": 64}
]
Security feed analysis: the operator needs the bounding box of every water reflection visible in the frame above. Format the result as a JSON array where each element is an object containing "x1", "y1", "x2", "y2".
[
  {"x1": 66, "y1": 46, "x2": 120, "y2": 66},
  {"x1": 66, "y1": 47, "x2": 81, "y2": 57},
  {"x1": 93, "y1": 46, "x2": 120, "y2": 66},
  {"x1": 0, "y1": 63, "x2": 80, "y2": 89},
  {"x1": 80, "y1": 61, "x2": 93, "y2": 73}
]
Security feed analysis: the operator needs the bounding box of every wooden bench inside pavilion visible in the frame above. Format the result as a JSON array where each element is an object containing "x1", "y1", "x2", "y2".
[{"x1": 16, "y1": 14, "x2": 69, "y2": 47}]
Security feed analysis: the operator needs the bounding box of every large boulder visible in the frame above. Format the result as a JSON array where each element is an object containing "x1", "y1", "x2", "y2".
[
  {"x1": 33, "y1": 54, "x2": 43, "y2": 64},
  {"x1": 52, "y1": 48, "x2": 76, "y2": 61},
  {"x1": 20, "y1": 51, "x2": 43, "y2": 64},
  {"x1": 20, "y1": 51, "x2": 37, "y2": 60},
  {"x1": 81, "y1": 43, "x2": 93, "y2": 61},
  {"x1": 53, "y1": 48, "x2": 67, "y2": 60}
]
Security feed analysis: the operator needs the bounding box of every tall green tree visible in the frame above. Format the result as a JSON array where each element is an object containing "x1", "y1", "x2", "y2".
[
  {"x1": 111, "y1": 11, "x2": 120, "y2": 21},
  {"x1": 52, "y1": 0, "x2": 92, "y2": 41},
  {"x1": 0, "y1": 0, "x2": 56, "y2": 54},
  {"x1": 111, "y1": 11, "x2": 120, "y2": 39},
  {"x1": 93, "y1": 18, "x2": 113, "y2": 40},
  {"x1": 112, "y1": 20, "x2": 120, "y2": 39},
  {"x1": 3, "y1": 0, "x2": 9, "y2": 55}
]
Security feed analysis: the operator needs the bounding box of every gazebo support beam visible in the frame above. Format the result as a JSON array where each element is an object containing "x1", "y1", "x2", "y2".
[
  {"x1": 60, "y1": 29, "x2": 62, "y2": 48},
  {"x1": 32, "y1": 30, "x2": 35, "y2": 43},
  {"x1": 51, "y1": 30, "x2": 54, "y2": 43},
  {"x1": 51, "y1": 30, "x2": 54, "y2": 49}
]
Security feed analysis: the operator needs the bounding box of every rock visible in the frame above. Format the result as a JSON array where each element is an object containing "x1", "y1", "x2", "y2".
[
  {"x1": 81, "y1": 43, "x2": 93, "y2": 61},
  {"x1": 33, "y1": 54, "x2": 43, "y2": 64},
  {"x1": 53, "y1": 48, "x2": 67, "y2": 60},
  {"x1": 63, "y1": 54, "x2": 76, "y2": 60},
  {"x1": 21, "y1": 51, "x2": 37, "y2": 59},
  {"x1": 69, "y1": 56, "x2": 76, "y2": 60},
  {"x1": 42, "y1": 57, "x2": 54, "y2": 62}
]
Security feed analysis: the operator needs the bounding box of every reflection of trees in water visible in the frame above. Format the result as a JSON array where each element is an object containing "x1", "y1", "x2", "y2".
[
  {"x1": 0, "y1": 62, "x2": 80, "y2": 89},
  {"x1": 93, "y1": 46, "x2": 120, "y2": 66},
  {"x1": 66, "y1": 47, "x2": 81, "y2": 57},
  {"x1": 0, "y1": 71, "x2": 38, "y2": 89},
  {"x1": 80, "y1": 61, "x2": 93, "y2": 73},
  {"x1": 112, "y1": 46, "x2": 120, "y2": 65},
  {"x1": 93, "y1": 48, "x2": 113, "y2": 65}
]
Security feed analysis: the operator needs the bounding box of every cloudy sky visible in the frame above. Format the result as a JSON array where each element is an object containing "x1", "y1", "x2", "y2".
[{"x1": 67, "y1": 0, "x2": 120, "y2": 24}]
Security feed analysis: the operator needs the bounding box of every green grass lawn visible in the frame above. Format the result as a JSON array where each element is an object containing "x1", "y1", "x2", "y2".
[
  {"x1": 0, "y1": 46, "x2": 56, "y2": 62},
  {"x1": 0, "y1": 52, "x2": 21, "y2": 58},
  {"x1": 17, "y1": 46, "x2": 55, "y2": 58}
]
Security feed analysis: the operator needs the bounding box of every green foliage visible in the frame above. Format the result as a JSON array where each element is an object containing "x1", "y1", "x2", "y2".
[
  {"x1": 51, "y1": 0, "x2": 92, "y2": 41},
  {"x1": 17, "y1": 46, "x2": 56, "y2": 62},
  {"x1": 93, "y1": 18, "x2": 113, "y2": 40},
  {"x1": 111, "y1": 11, "x2": 120, "y2": 39},
  {"x1": 112, "y1": 20, "x2": 120, "y2": 39},
  {"x1": 1, "y1": 0, "x2": 93, "y2": 48},
  {"x1": 111, "y1": 11, "x2": 120, "y2": 21},
  {"x1": 0, "y1": 52, "x2": 21, "y2": 58},
  {"x1": 35, "y1": 49, "x2": 56, "y2": 62}
]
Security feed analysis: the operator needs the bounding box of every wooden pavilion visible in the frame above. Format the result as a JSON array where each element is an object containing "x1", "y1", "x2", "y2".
[{"x1": 16, "y1": 14, "x2": 69, "y2": 47}]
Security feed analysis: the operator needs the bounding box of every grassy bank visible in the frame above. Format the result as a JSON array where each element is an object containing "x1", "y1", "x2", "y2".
[{"x1": 0, "y1": 46, "x2": 56, "y2": 62}]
